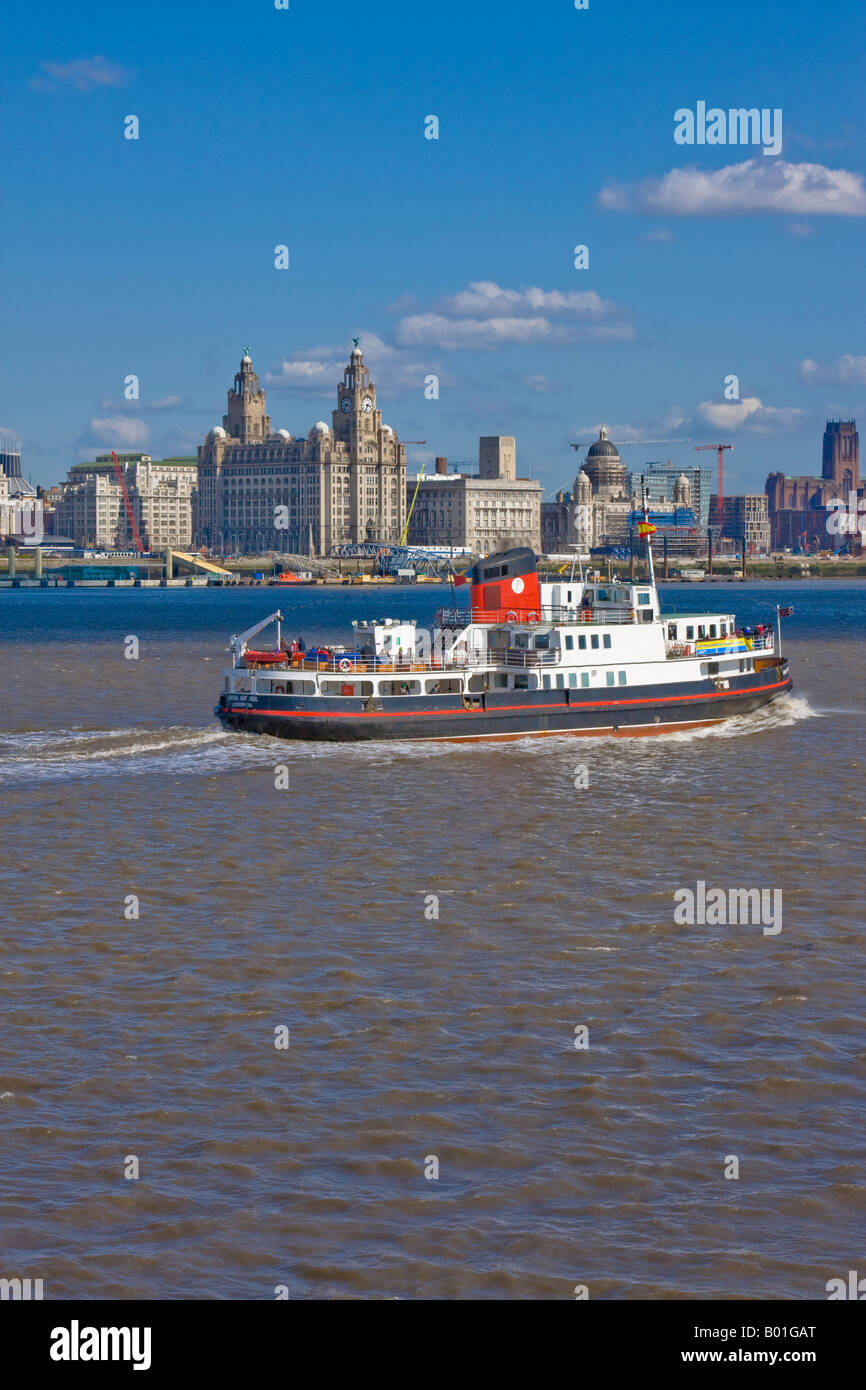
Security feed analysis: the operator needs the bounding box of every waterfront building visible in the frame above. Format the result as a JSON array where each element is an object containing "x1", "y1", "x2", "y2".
[
  {"x1": 195, "y1": 346, "x2": 407, "y2": 554},
  {"x1": 405, "y1": 440, "x2": 542, "y2": 553},
  {"x1": 708, "y1": 494, "x2": 771, "y2": 553},
  {"x1": 766, "y1": 420, "x2": 861, "y2": 550},
  {"x1": 634, "y1": 463, "x2": 712, "y2": 532},
  {"x1": 55, "y1": 454, "x2": 196, "y2": 549},
  {"x1": 542, "y1": 430, "x2": 707, "y2": 556}
]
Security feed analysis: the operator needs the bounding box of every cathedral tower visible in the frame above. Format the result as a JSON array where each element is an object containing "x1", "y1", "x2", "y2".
[{"x1": 822, "y1": 419, "x2": 859, "y2": 493}]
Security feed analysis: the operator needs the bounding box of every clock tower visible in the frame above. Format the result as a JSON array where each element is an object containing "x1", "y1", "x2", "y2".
[
  {"x1": 333, "y1": 343, "x2": 381, "y2": 444},
  {"x1": 327, "y1": 342, "x2": 406, "y2": 545}
]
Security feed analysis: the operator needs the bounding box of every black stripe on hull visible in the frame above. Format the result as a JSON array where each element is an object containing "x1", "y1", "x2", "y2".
[{"x1": 216, "y1": 674, "x2": 793, "y2": 743}]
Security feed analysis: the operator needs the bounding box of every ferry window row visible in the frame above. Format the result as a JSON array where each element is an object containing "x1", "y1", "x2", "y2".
[
  {"x1": 541, "y1": 671, "x2": 628, "y2": 689},
  {"x1": 667, "y1": 622, "x2": 730, "y2": 640},
  {"x1": 564, "y1": 634, "x2": 613, "y2": 651}
]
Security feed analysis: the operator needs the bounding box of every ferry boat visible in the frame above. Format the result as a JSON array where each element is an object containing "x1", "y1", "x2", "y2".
[{"x1": 215, "y1": 529, "x2": 793, "y2": 743}]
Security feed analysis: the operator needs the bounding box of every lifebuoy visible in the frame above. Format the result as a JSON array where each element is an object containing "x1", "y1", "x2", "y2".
[
  {"x1": 528, "y1": 611, "x2": 539, "y2": 622},
  {"x1": 274, "y1": 683, "x2": 285, "y2": 694},
  {"x1": 339, "y1": 657, "x2": 354, "y2": 672},
  {"x1": 506, "y1": 610, "x2": 518, "y2": 622}
]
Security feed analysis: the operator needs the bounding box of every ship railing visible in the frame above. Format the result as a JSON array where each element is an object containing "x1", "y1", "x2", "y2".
[
  {"x1": 664, "y1": 632, "x2": 775, "y2": 660},
  {"x1": 244, "y1": 646, "x2": 561, "y2": 675},
  {"x1": 435, "y1": 604, "x2": 638, "y2": 627}
]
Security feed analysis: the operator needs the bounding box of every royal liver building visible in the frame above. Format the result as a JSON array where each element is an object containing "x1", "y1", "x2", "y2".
[{"x1": 196, "y1": 345, "x2": 407, "y2": 554}]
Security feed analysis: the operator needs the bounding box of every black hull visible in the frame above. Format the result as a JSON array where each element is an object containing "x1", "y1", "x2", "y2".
[{"x1": 216, "y1": 669, "x2": 793, "y2": 743}]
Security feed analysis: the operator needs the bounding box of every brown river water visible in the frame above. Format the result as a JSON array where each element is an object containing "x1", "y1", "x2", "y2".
[{"x1": 0, "y1": 581, "x2": 863, "y2": 1299}]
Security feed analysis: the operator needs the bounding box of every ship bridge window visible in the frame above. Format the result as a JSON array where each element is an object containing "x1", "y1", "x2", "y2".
[
  {"x1": 637, "y1": 591, "x2": 651, "y2": 605},
  {"x1": 709, "y1": 624, "x2": 717, "y2": 638},
  {"x1": 534, "y1": 633, "x2": 550, "y2": 650},
  {"x1": 597, "y1": 588, "x2": 610, "y2": 602},
  {"x1": 513, "y1": 632, "x2": 529, "y2": 649},
  {"x1": 514, "y1": 673, "x2": 536, "y2": 690},
  {"x1": 565, "y1": 634, "x2": 574, "y2": 650},
  {"x1": 686, "y1": 625, "x2": 695, "y2": 640},
  {"x1": 698, "y1": 625, "x2": 707, "y2": 639}
]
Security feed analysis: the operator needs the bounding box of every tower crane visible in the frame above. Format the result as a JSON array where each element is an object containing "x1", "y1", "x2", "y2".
[
  {"x1": 694, "y1": 443, "x2": 734, "y2": 504},
  {"x1": 111, "y1": 451, "x2": 145, "y2": 553}
]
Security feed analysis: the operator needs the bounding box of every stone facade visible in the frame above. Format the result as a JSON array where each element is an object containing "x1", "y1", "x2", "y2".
[
  {"x1": 542, "y1": 430, "x2": 705, "y2": 554},
  {"x1": 406, "y1": 441, "x2": 542, "y2": 553},
  {"x1": 55, "y1": 454, "x2": 195, "y2": 549},
  {"x1": 196, "y1": 347, "x2": 406, "y2": 554},
  {"x1": 765, "y1": 420, "x2": 861, "y2": 550}
]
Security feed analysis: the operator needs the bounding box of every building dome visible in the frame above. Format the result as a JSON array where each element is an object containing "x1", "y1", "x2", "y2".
[
  {"x1": 674, "y1": 471, "x2": 691, "y2": 505},
  {"x1": 576, "y1": 469, "x2": 592, "y2": 501},
  {"x1": 382, "y1": 424, "x2": 393, "y2": 434},
  {"x1": 277, "y1": 429, "x2": 292, "y2": 441},
  {"x1": 242, "y1": 354, "x2": 252, "y2": 364},
  {"x1": 582, "y1": 425, "x2": 627, "y2": 497},
  {"x1": 314, "y1": 421, "x2": 330, "y2": 433},
  {"x1": 209, "y1": 426, "x2": 227, "y2": 440},
  {"x1": 585, "y1": 425, "x2": 619, "y2": 460}
]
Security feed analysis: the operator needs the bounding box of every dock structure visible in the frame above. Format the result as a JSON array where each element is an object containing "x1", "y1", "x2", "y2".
[{"x1": 169, "y1": 550, "x2": 232, "y2": 578}]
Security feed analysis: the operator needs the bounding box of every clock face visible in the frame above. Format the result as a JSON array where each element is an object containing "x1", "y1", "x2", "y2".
[
  {"x1": 340, "y1": 397, "x2": 351, "y2": 414},
  {"x1": 361, "y1": 395, "x2": 373, "y2": 414}
]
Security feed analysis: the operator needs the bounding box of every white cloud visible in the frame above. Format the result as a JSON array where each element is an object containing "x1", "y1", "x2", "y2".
[
  {"x1": 438, "y1": 281, "x2": 618, "y2": 320},
  {"x1": 84, "y1": 416, "x2": 150, "y2": 448},
  {"x1": 697, "y1": 398, "x2": 808, "y2": 433},
  {"x1": 645, "y1": 228, "x2": 674, "y2": 242},
  {"x1": 572, "y1": 412, "x2": 689, "y2": 444},
  {"x1": 394, "y1": 313, "x2": 568, "y2": 348},
  {"x1": 800, "y1": 355, "x2": 866, "y2": 385},
  {"x1": 394, "y1": 281, "x2": 633, "y2": 349},
  {"x1": 786, "y1": 222, "x2": 814, "y2": 237},
  {"x1": 599, "y1": 159, "x2": 866, "y2": 217},
  {"x1": 524, "y1": 374, "x2": 558, "y2": 392},
  {"x1": 32, "y1": 56, "x2": 131, "y2": 91},
  {"x1": 266, "y1": 333, "x2": 431, "y2": 395}
]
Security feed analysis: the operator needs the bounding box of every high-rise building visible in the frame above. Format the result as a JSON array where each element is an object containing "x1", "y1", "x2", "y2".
[
  {"x1": 55, "y1": 455, "x2": 196, "y2": 549},
  {"x1": 196, "y1": 346, "x2": 407, "y2": 554},
  {"x1": 406, "y1": 440, "x2": 542, "y2": 553},
  {"x1": 633, "y1": 463, "x2": 712, "y2": 532},
  {"x1": 708, "y1": 494, "x2": 770, "y2": 553}
]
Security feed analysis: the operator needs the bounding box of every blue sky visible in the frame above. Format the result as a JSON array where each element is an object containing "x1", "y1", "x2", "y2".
[{"x1": 3, "y1": 0, "x2": 864, "y2": 495}]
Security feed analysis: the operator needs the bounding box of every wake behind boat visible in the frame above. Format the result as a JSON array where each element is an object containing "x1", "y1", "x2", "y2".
[{"x1": 215, "y1": 536, "x2": 793, "y2": 743}]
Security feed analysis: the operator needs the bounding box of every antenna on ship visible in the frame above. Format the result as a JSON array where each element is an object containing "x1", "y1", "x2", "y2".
[{"x1": 639, "y1": 474, "x2": 657, "y2": 589}]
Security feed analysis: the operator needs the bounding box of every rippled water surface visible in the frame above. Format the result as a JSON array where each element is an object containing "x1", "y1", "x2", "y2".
[{"x1": 0, "y1": 582, "x2": 864, "y2": 1299}]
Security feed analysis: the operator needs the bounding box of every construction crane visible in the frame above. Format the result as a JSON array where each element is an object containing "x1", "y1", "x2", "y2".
[
  {"x1": 571, "y1": 436, "x2": 691, "y2": 453},
  {"x1": 401, "y1": 461, "x2": 426, "y2": 545},
  {"x1": 111, "y1": 450, "x2": 145, "y2": 553},
  {"x1": 694, "y1": 443, "x2": 734, "y2": 503}
]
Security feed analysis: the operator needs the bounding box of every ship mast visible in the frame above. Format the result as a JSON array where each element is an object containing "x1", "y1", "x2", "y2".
[{"x1": 641, "y1": 475, "x2": 657, "y2": 589}]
